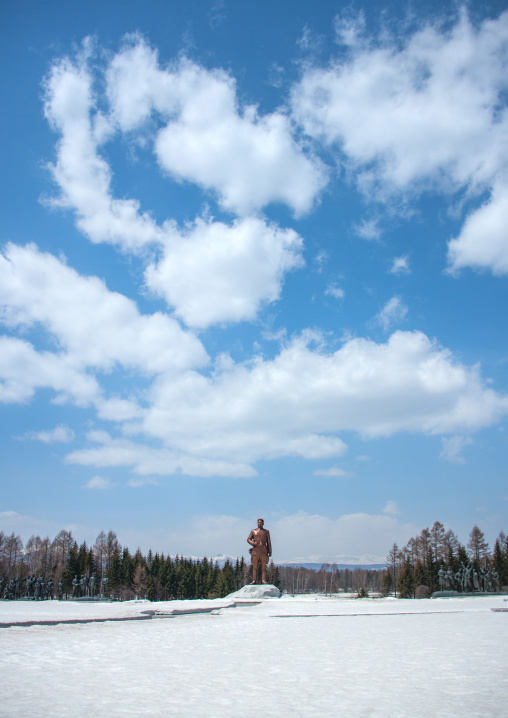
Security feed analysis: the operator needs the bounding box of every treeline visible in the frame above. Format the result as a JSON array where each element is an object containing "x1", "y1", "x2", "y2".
[
  {"x1": 384, "y1": 523, "x2": 508, "y2": 598},
  {"x1": 3, "y1": 522, "x2": 506, "y2": 601},
  {"x1": 0, "y1": 529, "x2": 282, "y2": 600},
  {"x1": 0, "y1": 527, "x2": 383, "y2": 599},
  {"x1": 278, "y1": 565, "x2": 383, "y2": 595}
]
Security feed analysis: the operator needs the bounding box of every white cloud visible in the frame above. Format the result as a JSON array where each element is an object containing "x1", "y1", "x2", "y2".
[
  {"x1": 447, "y1": 180, "x2": 508, "y2": 275},
  {"x1": 271, "y1": 510, "x2": 415, "y2": 563},
  {"x1": 106, "y1": 38, "x2": 326, "y2": 216},
  {"x1": 43, "y1": 43, "x2": 312, "y2": 328},
  {"x1": 0, "y1": 336, "x2": 99, "y2": 406},
  {"x1": 375, "y1": 296, "x2": 408, "y2": 330},
  {"x1": 382, "y1": 500, "x2": 399, "y2": 516},
  {"x1": 126, "y1": 477, "x2": 159, "y2": 488},
  {"x1": 0, "y1": 243, "x2": 207, "y2": 375},
  {"x1": 0, "y1": 510, "x2": 29, "y2": 524},
  {"x1": 85, "y1": 475, "x2": 114, "y2": 490},
  {"x1": 440, "y1": 435, "x2": 473, "y2": 464},
  {"x1": 354, "y1": 219, "x2": 381, "y2": 241},
  {"x1": 67, "y1": 431, "x2": 257, "y2": 478},
  {"x1": 2, "y1": 239, "x2": 506, "y2": 479},
  {"x1": 325, "y1": 284, "x2": 345, "y2": 300},
  {"x1": 292, "y1": 10, "x2": 508, "y2": 273},
  {"x1": 313, "y1": 466, "x2": 354, "y2": 478},
  {"x1": 25, "y1": 425, "x2": 75, "y2": 443},
  {"x1": 334, "y1": 8, "x2": 367, "y2": 49},
  {"x1": 114, "y1": 510, "x2": 416, "y2": 563},
  {"x1": 145, "y1": 217, "x2": 304, "y2": 328},
  {"x1": 314, "y1": 249, "x2": 329, "y2": 271},
  {"x1": 43, "y1": 51, "x2": 165, "y2": 252},
  {"x1": 390, "y1": 256, "x2": 411, "y2": 275},
  {"x1": 0, "y1": 511, "x2": 61, "y2": 541},
  {"x1": 67, "y1": 330, "x2": 508, "y2": 476}
]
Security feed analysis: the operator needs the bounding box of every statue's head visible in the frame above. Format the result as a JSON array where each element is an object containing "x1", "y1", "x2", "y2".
[{"x1": 257, "y1": 518, "x2": 264, "y2": 527}]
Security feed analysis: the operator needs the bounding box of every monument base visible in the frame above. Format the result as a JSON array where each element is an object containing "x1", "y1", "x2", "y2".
[{"x1": 227, "y1": 584, "x2": 281, "y2": 600}]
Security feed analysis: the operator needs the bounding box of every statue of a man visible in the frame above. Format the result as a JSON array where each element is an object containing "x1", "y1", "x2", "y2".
[{"x1": 247, "y1": 518, "x2": 272, "y2": 584}]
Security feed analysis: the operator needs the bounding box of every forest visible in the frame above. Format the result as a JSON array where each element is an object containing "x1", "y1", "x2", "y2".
[
  {"x1": 0, "y1": 522, "x2": 507, "y2": 600},
  {"x1": 384, "y1": 522, "x2": 508, "y2": 598}
]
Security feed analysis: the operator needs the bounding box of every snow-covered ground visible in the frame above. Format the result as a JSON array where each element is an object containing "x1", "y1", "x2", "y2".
[{"x1": 0, "y1": 594, "x2": 506, "y2": 717}]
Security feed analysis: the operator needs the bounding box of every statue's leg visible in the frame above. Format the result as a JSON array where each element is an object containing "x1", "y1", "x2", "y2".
[
  {"x1": 251, "y1": 555, "x2": 258, "y2": 584},
  {"x1": 260, "y1": 555, "x2": 268, "y2": 584}
]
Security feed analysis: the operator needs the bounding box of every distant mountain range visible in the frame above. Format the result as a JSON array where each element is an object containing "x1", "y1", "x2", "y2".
[
  {"x1": 276, "y1": 562, "x2": 386, "y2": 571},
  {"x1": 170, "y1": 553, "x2": 385, "y2": 570}
]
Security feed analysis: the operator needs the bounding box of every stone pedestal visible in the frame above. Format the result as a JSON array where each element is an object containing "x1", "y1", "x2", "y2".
[{"x1": 227, "y1": 584, "x2": 281, "y2": 599}]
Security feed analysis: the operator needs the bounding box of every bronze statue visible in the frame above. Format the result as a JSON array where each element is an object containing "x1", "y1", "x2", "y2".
[{"x1": 247, "y1": 518, "x2": 272, "y2": 584}]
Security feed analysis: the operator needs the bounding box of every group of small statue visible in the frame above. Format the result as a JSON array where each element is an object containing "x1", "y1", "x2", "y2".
[
  {"x1": 0, "y1": 573, "x2": 109, "y2": 600},
  {"x1": 70, "y1": 573, "x2": 108, "y2": 599},
  {"x1": 438, "y1": 565, "x2": 501, "y2": 593},
  {"x1": 0, "y1": 574, "x2": 59, "y2": 600}
]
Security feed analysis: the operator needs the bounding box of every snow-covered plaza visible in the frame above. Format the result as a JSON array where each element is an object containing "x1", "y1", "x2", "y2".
[{"x1": 0, "y1": 594, "x2": 506, "y2": 717}]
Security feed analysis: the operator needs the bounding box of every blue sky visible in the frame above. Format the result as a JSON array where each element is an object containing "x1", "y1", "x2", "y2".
[{"x1": 1, "y1": 0, "x2": 508, "y2": 563}]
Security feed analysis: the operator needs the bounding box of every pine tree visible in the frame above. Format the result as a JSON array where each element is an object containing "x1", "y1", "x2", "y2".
[
  {"x1": 85, "y1": 546, "x2": 96, "y2": 576},
  {"x1": 108, "y1": 546, "x2": 122, "y2": 592},
  {"x1": 63, "y1": 541, "x2": 79, "y2": 592},
  {"x1": 132, "y1": 564, "x2": 148, "y2": 599},
  {"x1": 77, "y1": 542, "x2": 89, "y2": 576},
  {"x1": 397, "y1": 561, "x2": 414, "y2": 598},
  {"x1": 146, "y1": 575, "x2": 155, "y2": 602},
  {"x1": 212, "y1": 570, "x2": 229, "y2": 598},
  {"x1": 146, "y1": 549, "x2": 154, "y2": 569},
  {"x1": 386, "y1": 543, "x2": 400, "y2": 596},
  {"x1": 430, "y1": 521, "x2": 446, "y2": 562},
  {"x1": 442, "y1": 529, "x2": 460, "y2": 565},
  {"x1": 121, "y1": 547, "x2": 135, "y2": 589},
  {"x1": 457, "y1": 544, "x2": 470, "y2": 567},
  {"x1": 493, "y1": 536, "x2": 507, "y2": 586},
  {"x1": 467, "y1": 525, "x2": 490, "y2": 566},
  {"x1": 150, "y1": 552, "x2": 161, "y2": 578},
  {"x1": 413, "y1": 560, "x2": 425, "y2": 590},
  {"x1": 381, "y1": 571, "x2": 393, "y2": 596}
]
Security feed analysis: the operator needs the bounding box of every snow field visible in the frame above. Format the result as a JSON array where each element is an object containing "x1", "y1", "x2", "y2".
[{"x1": 0, "y1": 595, "x2": 506, "y2": 717}]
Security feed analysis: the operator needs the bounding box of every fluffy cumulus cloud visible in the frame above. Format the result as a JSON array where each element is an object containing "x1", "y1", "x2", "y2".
[
  {"x1": 43, "y1": 48, "x2": 165, "y2": 251},
  {"x1": 313, "y1": 466, "x2": 354, "y2": 478},
  {"x1": 440, "y1": 435, "x2": 473, "y2": 465},
  {"x1": 3, "y1": 27, "x2": 508, "y2": 482},
  {"x1": 0, "y1": 243, "x2": 206, "y2": 407},
  {"x1": 390, "y1": 256, "x2": 411, "y2": 275},
  {"x1": 85, "y1": 475, "x2": 115, "y2": 490},
  {"x1": 0, "y1": 243, "x2": 207, "y2": 374},
  {"x1": 447, "y1": 180, "x2": 508, "y2": 275},
  {"x1": 375, "y1": 296, "x2": 408, "y2": 330},
  {"x1": 0, "y1": 336, "x2": 99, "y2": 406},
  {"x1": 4, "y1": 242, "x2": 505, "y2": 478},
  {"x1": 42, "y1": 40, "x2": 312, "y2": 328},
  {"x1": 25, "y1": 425, "x2": 75, "y2": 443},
  {"x1": 67, "y1": 431, "x2": 257, "y2": 478},
  {"x1": 67, "y1": 330, "x2": 508, "y2": 476},
  {"x1": 107, "y1": 37, "x2": 326, "y2": 216},
  {"x1": 271, "y1": 510, "x2": 415, "y2": 563},
  {"x1": 145, "y1": 217, "x2": 304, "y2": 328},
  {"x1": 291, "y1": 10, "x2": 508, "y2": 274}
]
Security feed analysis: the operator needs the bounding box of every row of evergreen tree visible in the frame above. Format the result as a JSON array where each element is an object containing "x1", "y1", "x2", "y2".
[
  {"x1": 0, "y1": 529, "x2": 282, "y2": 600},
  {"x1": 384, "y1": 523, "x2": 508, "y2": 597},
  {"x1": 0, "y1": 527, "x2": 384, "y2": 598},
  {"x1": 2, "y1": 522, "x2": 506, "y2": 601}
]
